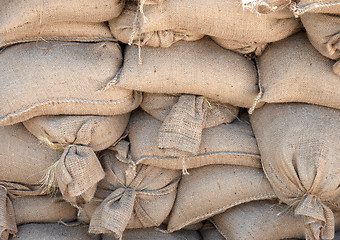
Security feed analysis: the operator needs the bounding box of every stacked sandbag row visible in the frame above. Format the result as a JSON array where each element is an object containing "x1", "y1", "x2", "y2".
[
  {"x1": 0, "y1": 0, "x2": 339, "y2": 240},
  {"x1": 0, "y1": 1, "x2": 143, "y2": 239}
]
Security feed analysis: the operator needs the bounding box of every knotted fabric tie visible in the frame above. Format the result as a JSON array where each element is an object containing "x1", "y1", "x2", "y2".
[{"x1": 295, "y1": 194, "x2": 334, "y2": 240}]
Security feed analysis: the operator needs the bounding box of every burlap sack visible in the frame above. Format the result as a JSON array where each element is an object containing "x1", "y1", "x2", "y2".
[
  {"x1": 0, "y1": 41, "x2": 142, "y2": 126},
  {"x1": 0, "y1": 0, "x2": 124, "y2": 48},
  {"x1": 10, "y1": 224, "x2": 100, "y2": 240},
  {"x1": 88, "y1": 155, "x2": 181, "y2": 239},
  {"x1": 1, "y1": 22, "x2": 114, "y2": 49},
  {"x1": 109, "y1": 0, "x2": 300, "y2": 55},
  {"x1": 167, "y1": 165, "x2": 276, "y2": 232},
  {"x1": 291, "y1": 0, "x2": 340, "y2": 15},
  {"x1": 199, "y1": 222, "x2": 225, "y2": 240},
  {"x1": 140, "y1": 94, "x2": 239, "y2": 155},
  {"x1": 23, "y1": 114, "x2": 130, "y2": 204},
  {"x1": 0, "y1": 123, "x2": 62, "y2": 185},
  {"x1": 212, "y1": 200, "x2": 305, "y2": 240},
  {"x1": 252, "y1": 32, "x2": 340, "y2": 111},
  {"x1": 250, "y1": 103, "x2": 340, "y2": 240},
  {"x1": 123, "y1": 110, "x2": 261, "y2": 170},
  {"x1": 102, "y1": 228, "x2": 202, "y2": 240},
  {"x1": 242, "y1": 0, "x2": 292, "y2": 14},
  {"x1": 117, "y1": 37, "x2": 258, "y2": 108}
]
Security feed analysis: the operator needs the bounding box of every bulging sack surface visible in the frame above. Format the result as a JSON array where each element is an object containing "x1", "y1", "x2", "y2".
[
  {"x1": 0, "y1": 0, "x2": 125, "y2": 47},
  {"x1": 0, "y1": 123, "x2": 62, "y2": 185},
  {"x1": 10, "y1": 224, "x2": 100, "y2": 240},
  {"x1": 254, "y1": 32, "x2": 340, "y2": 110},
  {"x1": 117, "y1": 37, "x2": 258, "y2": 108},
  {"x1": 102, "y1": 228, "x2": 202, "y2": 240},
  {"x1": 109, "y1": 0, "x2": 300, "y2": 54},
  {"x1": 0, "y1": 41, "x2": 142, "y2": 126},
  {"x1": 88, "y1": 154, "x2": 181, "y2": 239},
  {"x1": 167, "y1": 165, "x2": 276, "y2": 232},
  {"x1": 250, "y1": 103, "x2": 340, "y2": 240},
  {"x1": 23, "y1": 114, "x2": 130, "y2": 205},
  {"x1": 125, "y1": 110, "x2": 261, "y2": 170},
  {"x1": 212, "y1": 200, "x2": 306, "y2": 240}
]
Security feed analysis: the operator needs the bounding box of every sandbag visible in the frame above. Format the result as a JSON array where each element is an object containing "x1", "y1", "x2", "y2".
[
  {"x1": 291, "y1": 0, "x2": 340, "y2": 15},
  {"x1": 122, "y1": 110, "x2": 261, "y2": 170},
  {"x1": 10, "y1": 224, "x2": 100, "y2": 240},
  {"x1": 88, "y1": 154, "x2": 181, "y2": 239},
  {"x1": 109, "y1": 0, "x2": 300, "y2": 55},
  {"x1": 167, "y1": 165, "x2": 276, "y2": 232},
  {"x1": 0, "y1": 0, "x2": 124, "y2": 48},
  {"x1": 23, "y1": 114, "x2": 130, "y2": 204},
  {"x1": 117, "y1": 37, "x2": 258, "y2": 108},
  {"x1": 252, "y1": 32, "x2": 340, "y2": 111},
  {"x1": 250, "y1": 103, "x2": 340, "y2": 240},
  {"x1": 0, "y1": 124, "x2": 62, "y2": 184},
  {"x1": 0, "y1": 41, "x2": 142, "y2": 126},
  {"x1": 103, "y1": 228, "x2": 202, "y2": 240}
]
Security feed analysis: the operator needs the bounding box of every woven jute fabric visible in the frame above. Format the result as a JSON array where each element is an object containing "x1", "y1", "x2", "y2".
[
  {"x1": 0, "y1": 124, "x2": 62, "y2": 185},
  {"x1": 301, "y1": 13, "x2": 340, "y2": 61},
  {"x1": 212, "y1": 200, "x2": 307, "y2": 240},
  {"x1": 0, "y1": 0, "x2": 124, "y2": 48},
  {"x1": 0, "y1": 22, "x2": 114, "y2": 49},
  {"x1": 242, "y1": 0, "x2": 292, "y2": 14},
  {"x1": 253, "y1": 32, "x2": 340, "y2": 111},
  {"x1": 250, "y1": 103, "x2": 340, "y2": 240},
  {"x1": 11, "y1": 224, "x2": 100, "y2": 240},
  {"x1": 199, "y1": 222, "x2": 225, "y2": 240},
  {"x1": 0, "y1": 41, "x2": 142, "y2": 126},
  {"x1": 167, "y1": 165, "x2": 276, "y2": 232},
  {"x1": 109, "y1": 0, "x2": 300, "y2": 55},
  {"x1": 0, "y1": 187, "x2": 16, "y2": 240},
  {"x1": 118, "y1": 37, "x2": 258, "y2": 108},
  {"x1": 102, "y1": 228, "x2": 202, "y2": 240},
  {"x1": 124, "y1": 110, "x2": 261, "y2": 170},
  {"x1": 88, "y1": 154, "x2": 181, "y2": 239},
  {"x1": 291, "y1": 0, "x2": 340, "y2": 15}
]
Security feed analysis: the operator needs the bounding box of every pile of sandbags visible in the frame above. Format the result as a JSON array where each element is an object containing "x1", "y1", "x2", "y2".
[{"x1": 1, "y1": 0, "x2": 340, "y2": 239}]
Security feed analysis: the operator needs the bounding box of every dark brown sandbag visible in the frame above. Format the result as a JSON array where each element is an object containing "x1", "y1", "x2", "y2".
[
  {"x1": 23, "y1": 114, "x2": 130, "y2": 205},
  {"x1": 0, "y1": 0, "x2": 124, "y2": 48},
  {"x1": 10, "y1": 224, "x2": 100, "y2": 240},
  {"x1": 0, "y1": 124, "x2": 62, "y2": 185},
  {"x1": 252, "y1": 32, "x2": 340, "y2": 112},
  {"x1": 102, "y1": 228, "x2": 202, "y2": 240},
  {"x1": 167, "y1": 165, "x2": 276, "y2": 232},
  {"x1": 117, "y1": 37, "x2": 258, "y2": 108},
  {"x1": 123, "y1": 110, "x2": 261, "y2": 170},
  {"x1": 250, "y1": 103, "x2": 340, "y2": 240},
  {"x1": 109, "y1": 0, "x2": 300, "y2": 55},
  {"x1": 0, "y1": 41, "x2": 142, "y2": 126},
  {"x1": 88, "y1": 154, "x2": 181, "y2": 239}
]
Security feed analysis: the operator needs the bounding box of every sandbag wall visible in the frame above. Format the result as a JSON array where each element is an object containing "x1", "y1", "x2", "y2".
[{"x1": 0, "y1": 0, "x2": 339, "y2": 239}]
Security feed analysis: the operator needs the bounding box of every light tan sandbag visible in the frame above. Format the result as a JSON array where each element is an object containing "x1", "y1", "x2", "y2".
[
  {"x1": 23, "y1": 114, "x2": 130, "y2": 204},
  {"x1": 117, "y1": 37, "x2": 258, "y2": 108},
  {"x1": 167, "y1": 165, "x2": 276, "y2": 232},
  {"x1": 0, "y1": 124, "x2": 62, "y2": 185},
  {"x1": 103, "y1": 228, "x2": 202, "y2": 240},
  {"x1": 250, "y1": 103, "x2": 340, "y2": 240},
  {"x1": 140, "y1": 94, "x2": 239, "y2": 156},
  {"x1": 109, "y1": 0, "x2": 300, "y2": 55},
  {"x1": 199, "y1": 222, "x2": 225, "y2": 240},
  {"x1": 301, "y1": 13, "x2": 340, "y2": 60},
  {"x1": 0, "y1": 0, "x2": 125, "y2": 47},
  {"x1": 122, "y1": 110, "x2": 261, "y2": 170},
  {"x1": 291, "y1": 0, "x2": 340, "y2": 15},
  {"x1": 10, "y1": 224, "x2": 100, "y2": 240},
  {"x1": 88, "y1": 154, "x2": 181, "y2": 239},
  {"x1": 0, "y1": 41, "x2": 142, "y2": 126},
  {"x1": 0, "y1": 22, "x2": 114, "y2": 49},
  {"x1": 252, "y1": 32, "x2": 340, "y2": 111},
  {"x1": 212, "y1": 200, "x2": 340, "y2": 240},
  {"x1": 242, "y1": 0, "x2": 292, "y2": 14}
]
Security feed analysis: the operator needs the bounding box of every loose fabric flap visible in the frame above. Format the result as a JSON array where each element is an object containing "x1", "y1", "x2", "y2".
[
  {"x1": 157, "y1": 95, "x2": 206, "y2": 155},
  {"x1": 0, "y1": 187, "x2": 16, "y2": 240},
  {"x1": 56, "y1": 145, "x2": 105, "y2": 204}
]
